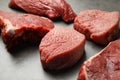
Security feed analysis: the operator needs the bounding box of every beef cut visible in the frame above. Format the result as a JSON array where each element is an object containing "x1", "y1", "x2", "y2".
[
  {"x1": 9, "y1": 0, "x2": 76, "y2": 22},
  {"x1": 74, "y1": 10, "x2": 120, "y2": 45},
  {"x1": 39, "y1": 27, "x2": 86, "y2": 70},
  {"x1": 0, "y1": 10, "x2": 54, "y2": 49},
  {"x1": 78, "y1": 39, "x2": 120, "y2": 80}
]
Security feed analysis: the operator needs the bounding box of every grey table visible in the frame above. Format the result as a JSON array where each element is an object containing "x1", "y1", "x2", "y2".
[{"x1": 0, "y1": 0, "x2": 120, "y2": 80}]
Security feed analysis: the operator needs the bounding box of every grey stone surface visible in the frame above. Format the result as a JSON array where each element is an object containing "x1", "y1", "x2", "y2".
[{"x1": 0, "y1": 0, "x2": 119, "y2": 80}]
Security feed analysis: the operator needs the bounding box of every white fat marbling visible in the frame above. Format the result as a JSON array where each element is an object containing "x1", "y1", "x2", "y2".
[{"x1": 4, "y1": 19, "x2": 15, "y2": 35}]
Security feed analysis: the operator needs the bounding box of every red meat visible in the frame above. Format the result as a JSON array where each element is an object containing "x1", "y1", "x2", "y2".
[
  {"x1": 0, "y1": 10, "x2": 54, "y2": 49},
  {"x1": 78, "y1": 39, "x2": 120, "y2": 80},
  {"x1": 74, "y1": 10, "x2": 120, "y2": 45},
  {"x1": 39, "y1": 27, "x2": 86, "y2": 70},
  {"x1": 9, "y1": 0, "x2": 76, "y2": 22}
]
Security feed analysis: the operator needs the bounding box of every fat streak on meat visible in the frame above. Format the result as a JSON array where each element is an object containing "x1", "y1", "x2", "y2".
[{"x1": 0, "y1": 10, "x2": 54, "y2": 50}]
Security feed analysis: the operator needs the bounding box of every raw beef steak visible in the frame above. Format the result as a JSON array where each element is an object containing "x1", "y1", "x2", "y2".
[
  {"x1": 74, "y1": 10, "x2": 120, "y2": 45},
  {"x1": 78, "y1": 39, "x2": 120, "y2": 80},
  {"x1": 9, "y1": 0, "x2": 76, "y2": 22},
  {"x1": 0, "y1": 10, "x2": 54, "y2": 49},
  {"x1": 39, "y1": 27, "x2": 86, "y2": 70}
]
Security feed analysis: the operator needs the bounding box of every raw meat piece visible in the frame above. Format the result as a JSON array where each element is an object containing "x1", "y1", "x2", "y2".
[
  {"x1": 39, "y1": 27, "x2": 86, "y2": 70},
  {"x1": 78, "y1": 39, "x2": 120, "y2": 80},
  {"x1": 74, "y1": 10, "x2": 120, "y2": 45},
  {"x1": 0, "y1": 10, "x2": 54, "y2": 49},
  {"x1": 9, "y1": 0, "x2": 76, "y2": 22}
]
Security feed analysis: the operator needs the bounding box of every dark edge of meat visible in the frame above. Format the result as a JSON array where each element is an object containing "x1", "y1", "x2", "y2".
[{"x1": 9, "y1": 0, "x2": 22, "y2": 10}]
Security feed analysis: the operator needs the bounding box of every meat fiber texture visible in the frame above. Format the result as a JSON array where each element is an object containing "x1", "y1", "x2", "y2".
[
  {"x1": 78, "y1": 39, "x2": 120, "y2": 80},
  {"x1": 9, "y1": 0, "x2": 76, "y2": 22},
  {"x1": 74, "y1": 10, "x2": 120, "y2": 45},
  {"x1": 39, "y1": 27, "x2": 86, "y2": 70},
  {"x1": 0, "y1": 10, "x2": 54, "y2": 50}
]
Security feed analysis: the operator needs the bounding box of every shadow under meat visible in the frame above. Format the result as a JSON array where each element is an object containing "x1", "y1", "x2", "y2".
[{"x1": 8, "y1": 42, "x2": 40, "y2": 57}]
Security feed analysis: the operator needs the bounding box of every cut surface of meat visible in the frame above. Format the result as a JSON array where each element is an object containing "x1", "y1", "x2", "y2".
[
  {"x1": 78, "y1": 39, "x2": 120, "y2": 80},
  {"x1": 74, "y1": 10, "x2": 120, "y2": 45},
  {"x1": 0, "y1": 10, "x2": 54, "y2": 49},
  {"x1": 39, "y1": 27, "x2": 86, "y2": 70},
  {"x1": 9, "y1": 0, "x2": 76, "y2": 22}
]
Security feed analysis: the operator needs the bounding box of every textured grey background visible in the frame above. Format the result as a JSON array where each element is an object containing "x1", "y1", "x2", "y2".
[{"x1": 0, "y1": 0, "x2": 120, "y2": 80}]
